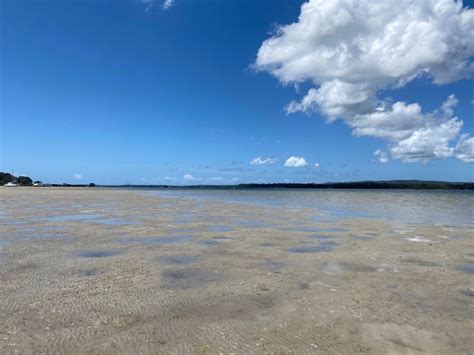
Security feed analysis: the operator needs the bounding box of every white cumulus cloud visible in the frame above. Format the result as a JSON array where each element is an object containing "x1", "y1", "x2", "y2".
[
  {"x1": 183, "y1": 174, "x2": 200, "y2": 181},
  {"x1": 140, "y1": 0, "x2": 175, "y2": 11},
  {"x1": 250, "y1": 156, "x2": 277, "y2": 165},
  {"x1": 255, "y1": 0, "x2": 474, "y2": 163},
  {"x1": 73, "y1": 173, "x2": 82, "y2": 180},
  {"x1": 284, "y1": 156, "x2": 308, "y2": 167},
  {"x1": 374, "y1": 149, "x2": 389, "y2": 164},
  {"x1": 455, "y1": 134, "x2": 474, "y2": 162},
  {"x1": 163, "y1": 0, "x2": 175, "y2": 10}
]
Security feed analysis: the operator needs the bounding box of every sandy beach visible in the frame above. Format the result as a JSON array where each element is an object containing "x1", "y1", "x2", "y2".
[{"x1": 0, "y1": 187, "x2": 472, "y2": 354}]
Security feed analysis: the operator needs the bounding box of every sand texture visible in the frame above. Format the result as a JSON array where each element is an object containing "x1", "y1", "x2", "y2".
[{"x1": 0, "y1": 187, "x2": 472, "y2": 354}]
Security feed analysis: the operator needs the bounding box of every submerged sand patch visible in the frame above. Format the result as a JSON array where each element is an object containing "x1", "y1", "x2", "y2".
[{"x1": 0, "y1": 187, "x2": 472, "y2": 354}]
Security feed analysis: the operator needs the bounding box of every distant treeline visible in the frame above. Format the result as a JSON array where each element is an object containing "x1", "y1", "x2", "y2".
[
  {"x1": 111, "y1": 180, "x2": 474, "y2": 190},
  {"x1": 1, "y1": 171, "x2": 472, "y2": 189},
  {"x1": 1, "y1": 172, "x2": 97, "y2": 187},
  {"x1": 235, "y1": 181, "x2": 474, "y2": 189},
  {"x1": 49, "y1": 183, "x2": 96, "y2": 187},
  {"x1": 0, "y1": 172, "x2": 34, "y2": 186}
]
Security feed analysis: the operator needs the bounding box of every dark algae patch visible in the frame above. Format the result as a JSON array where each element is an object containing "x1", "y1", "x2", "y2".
[
  {"x1": 75, "y1": 250, "x2": 123, "y2": 258},
  {"x1": 160, "y1": 255, "x2": 200, "y2": 265},
  {"x1": 400, "y1": 258, "x2": 442, "y2": 267},
  {"x1": 287, "y1": 240, "x2": 338, "y2": 253},
  {"x1": 161, "y1": 269, "x2": 220, "y2": 289},
  {"x1": 455, "y1": 263, "x2": 474, "y2": 274},
  {"x1": 120, "y1": 235, "x2": 192, "y2": 246}
]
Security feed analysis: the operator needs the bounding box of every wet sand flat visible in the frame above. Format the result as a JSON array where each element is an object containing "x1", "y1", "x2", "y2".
[{"x1": 0, "y1": 187, "x2": 473, "y2": 354}]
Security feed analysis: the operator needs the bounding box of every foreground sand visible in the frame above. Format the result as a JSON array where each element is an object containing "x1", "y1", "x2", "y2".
[{"x1": 0, "y1": 187, "x2": 472, "y2": 354}]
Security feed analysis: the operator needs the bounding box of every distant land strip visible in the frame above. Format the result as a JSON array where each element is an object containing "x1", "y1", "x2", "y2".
[
  {"x1": 1, "y1": 172, "x2": 473, "y2": 189},
  {"x1": 105, "y1": 181, "x2": 474, "y2": 190}
]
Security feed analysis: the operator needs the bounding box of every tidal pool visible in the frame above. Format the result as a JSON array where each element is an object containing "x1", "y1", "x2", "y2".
[
  {"x1": 400, "y1": 258, "x2": 442, "y2": 267},
  {"x1": 287, "y1": 240, "x2": 339, "y2": 253},
  {"x1": 293, "y1": 226, "x2": 346, "y2": 233},
  {"x1": 455, "y1": 263, "x2": 474, "y2": 274},
  {"x1": 307, "y1": 234, "x2": 337, "y2": 240},
  {"x1": 75, "y1": 250, "x2": 123, "y2": 258},
  {"x1": 198, "y1": 239, "x2": 220, "y2": 246},
  {"x1": 50, "y1": 214, "x2": 103, "y2": 222},
  {"x1": 79, "y1": 269, "x2": 101, "y2": 277},
  {"x1": 161, "y1": 269, "x2": 220, "y2": 289},
  {"x1": 160, "y1": 255, "x2": 200, "y2": 265},
  {"x1": 119, "y1": 235, "x2": 192, "y2": 246},
  {"x1": 320, "y1": 261, "x2": 377, "y2": 275},
  {"x1": 208, "y1": 225, "x2": 233, "y2": 232}
]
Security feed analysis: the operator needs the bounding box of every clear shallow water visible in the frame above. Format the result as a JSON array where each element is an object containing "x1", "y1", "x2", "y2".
[
  {"x1": 150, "y1": 189, "x2": 474, "y2": 226},
  {"x1": 119, "y1": 235, "x2": 192, "y2": 246},
  {"x1": 49, "y1": 214, "x2": 136, "y2": 225},
  {"x1": 287, "y1": 240, "x2": 339, "y2": 253}
]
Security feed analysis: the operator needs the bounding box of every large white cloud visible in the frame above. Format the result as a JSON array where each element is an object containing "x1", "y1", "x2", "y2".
[{"x1": 255, "y1": 0, "x2": 474, "y2": 163}]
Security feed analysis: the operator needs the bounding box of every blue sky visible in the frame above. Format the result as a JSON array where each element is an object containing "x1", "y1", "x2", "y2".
[{"x1": 1, "y1": 0, "x2": 473, "y2": 184}]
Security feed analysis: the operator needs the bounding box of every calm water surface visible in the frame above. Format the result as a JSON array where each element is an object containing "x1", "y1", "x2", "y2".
[{"x1": 149, "y1": 189, "x2": 474, "y2": 226}]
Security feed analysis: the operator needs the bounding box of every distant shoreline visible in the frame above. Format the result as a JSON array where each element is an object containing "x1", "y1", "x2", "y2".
[{"x1": 32, "y1": 180, "x2": 474, "y2": 190}]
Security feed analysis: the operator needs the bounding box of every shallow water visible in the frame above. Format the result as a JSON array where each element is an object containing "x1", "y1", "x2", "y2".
[
  {"x1": 320, "y1": 261, "x2": 377, "y2": 275},
  {"x1": 79, "y1": 269, "x2": 101, "y2": 277},
  {"x1": 287, "y1": 240, "x2": 338, "y2": 253},
  {"x1": 400, "y1": 258, "x2": 442, "y2": 267},
  {"x1": 160, "y1": 255, "x2": 200, "y2": 265},
  {"x1": 307, "y1": 234, "x2": 337, "y2": 240},
  {"x1": 283, "y1": 226, "x2": 346, "y2": 233},
  {"x1": 151, "y1": 189, "x2": 474, "y2": 226},
  {"x1": 455, "y1": 263, "x2": 474, "y2": 274},
  {"x1": 208, "y1": 225, "x2": 233, "y2": 232},
  {"x1": 25, "y1": 233, "x2": 66, "y2": 240},
  {"x1": 1, "y1": 187, "x2": 473, "y2": 354},
  {"x1": 94, "y1": 218, "x2": 137, "y2": 226},
  {"x1": 351, "y1": 235, "x2": 375, "y2": 241},
  {"x1": 75, "y1": 250, "x2": 123, "y2": 258},
  {"x1": 119, "y1": 235, "x2": 192, "y2": 246},
  {"x1": 198, "y1": 239, "x2": 220, "y2": 246},
  {"x1": 50, "y1": 214, "x2": 103, "y2": 222},
  {"x1": 460, "y1": 289, "x2": 474, "y2": 297},
  {"x1": 161, "y1": 269, "x2": 220, "y2": 288},
  {"x1": 262, "y1": 260, "x2": 286, "y2": 272}
]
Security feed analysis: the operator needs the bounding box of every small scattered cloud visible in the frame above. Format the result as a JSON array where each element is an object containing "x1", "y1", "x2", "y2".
[
  {"x1": 162, "y1": 0, "x2": 175, "y2": 10},
  {"x1": 284, "y1": 156, "x2": 308, "y2": 167},
  {"x1": 140, "y1": 0, "x2": 154, "y2": 12},
  {"x1": 314, "y1": 163, "x2": 320, "y2": 168},
  {"x1": 231, "y1": 177, "x2": 240, "y2": 181},
  {"x1": 250, "y1": 156, "x2": 277, "y2": 165},
  {"x1": 73, "y1": 173, "x2": 82, "y2": 180},
  {"x1": 374, "y1": 149, "x2": 389, "y2": 164},
  {"x1": 210, "y1": 176, "x2": 223, "y2": 181},
  {"x1": 183, "y1": 174, "x2": 200, "y2": 181},
  {"x1": 140, "y1": 0, "x2": 175, "y2": 12}
]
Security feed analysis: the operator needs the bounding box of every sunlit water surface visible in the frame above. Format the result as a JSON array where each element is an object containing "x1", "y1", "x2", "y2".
[{"x1": 148, "y1": 188, "x2": 474, "y2": 226}]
